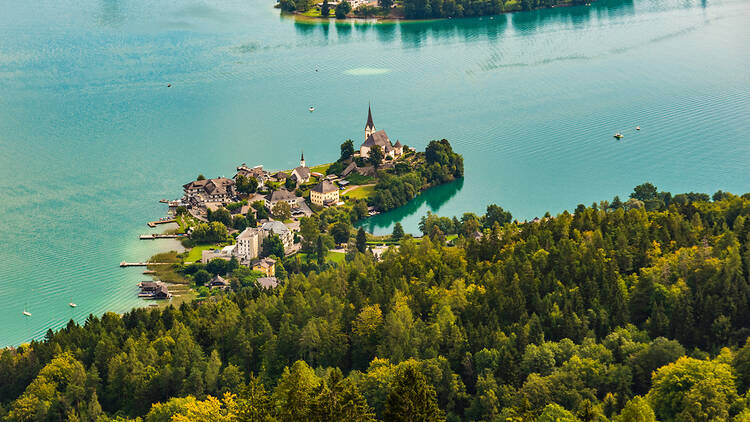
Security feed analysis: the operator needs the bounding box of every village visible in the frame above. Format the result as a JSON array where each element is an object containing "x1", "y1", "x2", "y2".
[{"x1": 134, "y1": 105, "x2": 420, "y2": 302}]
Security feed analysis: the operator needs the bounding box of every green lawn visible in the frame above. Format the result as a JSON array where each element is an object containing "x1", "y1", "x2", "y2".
[
  {"x1": 298, "y1": 251, "x2": 346, "y2": 264},
  {"x1": 186, "y1": 244, "x2": 225, "y2": 263},
  {"x1": 310, "y1": 163, "x2": 333, "y2": 174},
  {"x1": 345, "y1": 173, "x2": 374, "y2": 185},
  {"x1": 345, "y1": 185, "x2": 375, "y2": 200}
]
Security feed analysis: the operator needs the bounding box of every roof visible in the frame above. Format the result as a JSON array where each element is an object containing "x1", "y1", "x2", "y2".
[
  {"x1": 234, "y1": 165, "x2": 265, "y2": 180},
  {"x1": 394, "y1": 140, "x2": 402, "y2": 148},
  {"x1": 342, "y1": 162, "x2": 358, "y2": 177},
  {"x1": 237, "y1": 227, "x2": 260, "y2": 240},
  {"x1": 262, "y1": 221, "x2": 290, "y2": 235},
  {"x1": 155, "y1": 284, "x2": 170, "y2": 296},
  {"x1": 253, "y1": 257, "x2": 276, "y2": 268},
  {"x1": 257, "y1": 277, "x2": 279, "y2": 289},
  {"x1": 362, "y1": 130, "x2": 391, "y2": 148},
  {"x1": 292, "y1": 166, "x2": 311, "y2": 180},
  {"x1": 267, "y1": 189, "x2": 298, "y2": 202},
  {"x1": 312, "y1": 180, "x2": 338, "y2": 194},
  {"x1": 272, "y1": 171, "x2": 288, "y2": 179},
  {"x1": 210, "y1": 274, "x2": 229, "y2": 286},
  {"x1": 365, "y1": 104, "x2": 375, "y2": 130},
  {"x1": 184, "y1": 177, "x2": 235, "y2": 196}
]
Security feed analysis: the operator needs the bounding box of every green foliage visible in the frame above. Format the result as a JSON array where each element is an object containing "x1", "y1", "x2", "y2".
[
  {"x1": 262, "y1": 235, "x2": 285, "y2": 258},
  {"x1": 392, "y1": 222, "x2": 404, "y2": 241},
  {"x1": 340, "y1": 139, "x2": 355, "y2": 161},
  {"x1": 321, "y1": 0, "x2": 330, "y2": 17},
  {"x1": 272, "y1": 201, "x2": 292, "y2": 220},
  {"x1": 235, "y1": 175, "x2": 258, "y2": 194},
  {"x1": 6, "y1": 192, "x2": 750, "y2": 421},
  {"x1": 209, "y1": 207, "x2": 232, "y2": 227},
  {"x1": 356, "y1": 227, "x2": 367, "y2": 253},
  {"x1": 335, "y1": 0, "x2": 352, "y2": 18},
  {"x1": 191, "y1": 221, "x2": 229, "y2": 243}
]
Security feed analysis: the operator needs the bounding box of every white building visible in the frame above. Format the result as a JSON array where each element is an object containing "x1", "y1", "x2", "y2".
[{"x1": 310, "y1": 180, "x2": 340, "y2": 206}]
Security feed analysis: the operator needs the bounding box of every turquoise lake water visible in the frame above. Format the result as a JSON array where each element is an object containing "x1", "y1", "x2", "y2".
[{"x1": 1, "y1": 0, "x2": 749, "y2": 346}]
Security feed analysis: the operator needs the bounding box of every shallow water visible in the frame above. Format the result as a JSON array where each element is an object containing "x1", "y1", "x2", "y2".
[{"x1": 1, "y1": 0, "x2": 749, "y2": 345}]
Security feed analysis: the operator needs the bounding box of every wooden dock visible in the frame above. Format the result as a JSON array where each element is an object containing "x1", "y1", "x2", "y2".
[
  {"x1": 139, "y1": 234, "x2": 186, "y2": 240},
  {"x1": 147, "y1": 219, "x2": 176, "y2": 228},
  {"x1": 120, "y1": 261, "x2": 171, "y2": 267}
]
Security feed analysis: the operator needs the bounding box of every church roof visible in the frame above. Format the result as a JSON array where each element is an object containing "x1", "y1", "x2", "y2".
[
  {"x1": 394, "y1": 140, "x2": 402, "y2": 148},
  {"x1": 365, "y1": 104, "x2": 375, "y2": 130},
  {"x1": 292, "y1": 166, "x2": 311, "y2": 180},
  {"x1": 362, "y1": 130, "x2": 391, "y2": 148}
]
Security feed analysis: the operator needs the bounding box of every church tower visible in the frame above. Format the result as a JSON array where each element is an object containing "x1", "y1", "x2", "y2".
[
  {"x1": 365, "y1": 104, "x2": 375, "y2": 141},
  {"x1": 300, "y1": 151, "x2": 306, "y2": 168}
]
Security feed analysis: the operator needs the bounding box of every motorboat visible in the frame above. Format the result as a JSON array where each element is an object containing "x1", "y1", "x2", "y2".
[
  {"x1": 23, "y1": 310, "x2": 31, "y2": 317},
  {"x1": 614, "y1": 133, "x2": 624, "y2": 139},
  {"x1": 636, "y1": 126, "x2": 641, "y2": 130},
  {"x1": 309, "y1": 106, "x2": 315, "y2": 112}
]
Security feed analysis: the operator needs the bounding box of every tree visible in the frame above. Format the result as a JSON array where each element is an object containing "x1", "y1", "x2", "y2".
[
  {"x1": 273, "y1": 361, "x2": 320, "y2": 421},
  {"x1": 379, "y1": 0, "x2": 394, "y2": 10},
  {"x1": 735, "y1": 338, "x2": 750, "y2": 395},
  {"x1": 272, "y1": 201, "x2": 292, "y2": 221},
  {"x1": 311, "y1": 369, "x2": 376, "y2": 422},
  {"x1": 194, "y1": 269, "x2": 211, "y2": 285},
  {"x1": 197, "y1": 174, "x2": 206, "y2": 181},
  {"x1": 383, "y1": 365, "x2": 444, "y2": 422},
  {"x1": 321, "y1": 0, "x2": 330, "y2": 16},
  {"x1": 331, "y1": 221, "x2": 351, "y2": 245},
  {"x1": 484, "y1": 204, "x2": 512, "y2": 229},
  {"x1": 340, "y1": 139, "x2": 355, "y2": 161},
  {"x1": 392, "y1": 222, "x2": 404, "y2": 241},
  {"x1": 236, "y1": 175, "x2": 258, "y2": 194},
  {"x1": 538, "y1": 403, "x2": 578, "y2": 422},
  {"x1": 648, "y1": 356, "x2": 738, "y2": 421},
  {"x1": 209, "y1": 207, "x2": 232, "y2": 227},
  {"x1": 285, "y1": 177, "x2": 297, "y2": 191},
  {"x1": 280, "y1": 0, "x2": 297, "y2": 11},
  {"x1": 207, "y1": 258, "x2": 228, "y2": 276},
  {"x1": 615, "y1": 396, "x2": 655, "y2": 422},
  {"x1": 356, "y1": 227, "x2": 367, "y2": 253},
  {"x1": 335, "y1": 0, "x2": 352, "y2": 17},
  {"x1": 368, "y1": 145, "x2": 384, "y2": 168},
  {"x1": 316, "y1": 236, "x2": 326, "y2": 266},
  {"x1": 236, "y1": 375, "x2": 275, "y2": 420},
  {"x1": 262, "y1": 235, "x2": 285, "y2": 258},
  {"x1": 233, "y1": 215, "x2": 248, "y2": 231},
  {"x1": 631, "y1": 183, "x2": 658, "y2": 201},
  {"x1": 191, "y1": 222, "x2": 228, "y2": 243}
]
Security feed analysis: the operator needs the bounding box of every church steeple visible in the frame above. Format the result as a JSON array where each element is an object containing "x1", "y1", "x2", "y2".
[
  {"x1": 365, "y1": 103, "x2": 375, "y2": 140},
  {"x1": 300, "y1": 151, "x2": 306, "y2": 168}
]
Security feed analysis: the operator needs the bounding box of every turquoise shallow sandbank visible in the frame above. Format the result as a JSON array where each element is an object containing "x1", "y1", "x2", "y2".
[{"x1": 1, "y1": 0, "x2": 749, "y2": 346}]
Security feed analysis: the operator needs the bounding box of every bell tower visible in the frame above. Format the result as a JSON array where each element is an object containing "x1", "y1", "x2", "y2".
[
  {"x1": 300, "y1": 151, "x2": 306, "y2": 168},
  {"x1": 365, "y1": 103, "x2": 375, "y2": 141}
]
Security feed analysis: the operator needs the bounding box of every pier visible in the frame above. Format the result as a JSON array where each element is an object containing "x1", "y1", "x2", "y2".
[
  {"x1": 147, "y1": 218, "x2": 176, "y2": 228},
  {"x1": 139, "y1": 234, "x2": 187, "y2": 240},
  {"x1": 120, "y1": 261, "x2": 171, "y2": 267}
]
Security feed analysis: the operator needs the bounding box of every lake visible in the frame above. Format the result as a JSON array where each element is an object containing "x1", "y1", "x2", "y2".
[{"x1": 1, "y1": 0, "x2": 749, "y2": 346}]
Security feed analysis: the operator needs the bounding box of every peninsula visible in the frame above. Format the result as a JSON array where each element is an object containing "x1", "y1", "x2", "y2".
[{"x1": 135, "y1": 104, "x2": 463, "y2": 303}]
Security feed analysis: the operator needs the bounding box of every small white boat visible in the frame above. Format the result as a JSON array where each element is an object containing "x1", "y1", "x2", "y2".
[
  {"x1": 69, "y1": 302, "x2": 77, "y2": 308},
  {"x1": 636, "y1": 126, "x2": 641, "y2": 130},
  {"x1": 614, "y1": 133, "x2": 624, "y2": 139},
  {"x1": 309, "y1": 106, "x2": 315, "y2": 112},
  {"x1": 23, "y1": 310, "x2": 31, "y2": 317}
]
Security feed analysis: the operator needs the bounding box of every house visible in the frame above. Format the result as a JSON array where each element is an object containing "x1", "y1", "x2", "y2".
[
  {"x1": 359, "y1": 105, "x2": 403, "y2": 159},
  {"x1": 234, "y1": 222, "x2": 293, "y2": 263},
  {"x1": 290, "y1": 152, "x2": 311, "y2": 185},
  {"x1": 271, "y1": 171, "x2": 288, "y2": 181},
  {"x1": 261, "y1": 221, "x2": 294, "y2": 251},
  {"x1": 182, "y1": 177, "x2": 237, "y2": 205},
  {"x1": 152, "y1": 284, "x2": 171, "y2": 300},
  {"x1": 209, "y1": 274, "x2": 231, "y2": 290},
  {"x1": 234, "y1": 164, "x2": 267, "y2": 188},
  {"x1": 265, "y1": 189, "x2": 302, "y2": 210},
  {"x1": 257, "y1": 277, "x2": 279, "y2": 289},
  {"x1": 252, "y1": 257, "x2": 276, "y2": 277},
  {"x1": 310, "y1": 180, "x2": 339, "y2": 206},
  {"x1": 235, "y1": 227, "x2": 262, "y2": 264}
]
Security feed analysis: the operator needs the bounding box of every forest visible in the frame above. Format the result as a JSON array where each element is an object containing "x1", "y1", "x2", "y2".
[
  {"x1": 401, "y1": 0, "x2": 589, "y2": 19},
  {"x1": 2, "y1": 185, "x2": 750, "y2": 421}
]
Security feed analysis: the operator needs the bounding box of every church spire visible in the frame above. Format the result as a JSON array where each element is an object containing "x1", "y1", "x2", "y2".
[
  {"x1": 300, "y1": 151, "x2": 306, "y2": 167},
  {"x1": 365, "y1": 103, "x2": 375, "y2": 131}
]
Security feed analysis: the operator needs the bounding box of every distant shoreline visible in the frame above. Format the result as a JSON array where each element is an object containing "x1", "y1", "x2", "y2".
[{"x1": 280, "y1": 1, "x2": 592, "y2": 24}]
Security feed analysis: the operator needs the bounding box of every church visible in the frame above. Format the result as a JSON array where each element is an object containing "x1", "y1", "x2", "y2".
[{"x1": 359, "y1": 105, "x2": 403, "y2": 159}]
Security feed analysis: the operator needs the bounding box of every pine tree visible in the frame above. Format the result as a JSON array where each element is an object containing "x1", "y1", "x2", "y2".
[
  {"x1": 384, "y1": 366, "x2": 444, "y2": 422},
  {"x1": 356, "y1": 228, "x2": 367, "y2": 253}
]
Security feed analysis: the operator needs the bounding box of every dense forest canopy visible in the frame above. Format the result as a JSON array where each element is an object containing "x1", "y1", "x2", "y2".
[{"x1": 3, "y1": 185, "x2": 750, "y2": 421}]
